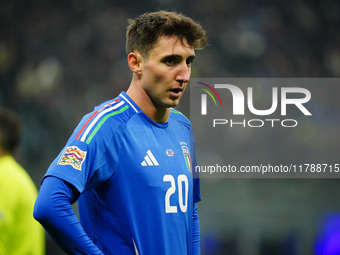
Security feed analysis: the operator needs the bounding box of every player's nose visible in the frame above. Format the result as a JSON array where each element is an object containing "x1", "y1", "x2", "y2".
[{"x1": 176, "y1": 62, "x2": 191, "y2": 84}]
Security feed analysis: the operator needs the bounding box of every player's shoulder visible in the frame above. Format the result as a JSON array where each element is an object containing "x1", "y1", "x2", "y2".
[
  {"x1": 73, "y1": 93, "x2": 136, "y2": 145},
  {"x1": 169, "y1": 108, "x2": 191, "y2": 129},
  {"x1": 0, "y1": 156, "x2": 36, "y2": 197}
]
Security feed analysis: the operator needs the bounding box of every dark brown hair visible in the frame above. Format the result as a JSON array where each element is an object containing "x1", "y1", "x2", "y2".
[
  {"x1": 0, "y1": 108, "x2": 22, "y2": 154},
  {"x1": 126, "y1": 11, "x2": 207, "y2": 57}
]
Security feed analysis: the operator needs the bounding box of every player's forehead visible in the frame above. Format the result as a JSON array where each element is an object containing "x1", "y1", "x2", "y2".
[{"x1": 148, "y1": 35, "x2": 195, "y2": 59}]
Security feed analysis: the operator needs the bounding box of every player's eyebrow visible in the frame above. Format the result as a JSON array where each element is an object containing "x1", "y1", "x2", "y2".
[{"x1": 161, "y1": 54, "x2": 196, "y2": 64}]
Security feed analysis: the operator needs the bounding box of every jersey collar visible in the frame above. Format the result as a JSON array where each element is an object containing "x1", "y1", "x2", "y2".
[{"x1": 119, "y1": 92, "x2": 169, "y2": 129}]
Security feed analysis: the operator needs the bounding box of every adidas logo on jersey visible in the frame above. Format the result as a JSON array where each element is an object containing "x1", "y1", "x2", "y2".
[{"x1": 141, "y1": 150, "x2": 159, "y2": 166}]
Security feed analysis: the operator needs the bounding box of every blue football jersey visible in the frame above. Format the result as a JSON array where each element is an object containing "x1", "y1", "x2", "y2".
[{"x1": 44, "y1": 92, "x2": 201, "y2": 254}]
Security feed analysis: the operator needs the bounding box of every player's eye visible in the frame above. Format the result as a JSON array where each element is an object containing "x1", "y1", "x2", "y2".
[
  {"x1": 186, "y1": 56, "x2": 195, "y2": 67},
  {"x1": 163, "y1": 56, "x2": 179, "y2": 66}
]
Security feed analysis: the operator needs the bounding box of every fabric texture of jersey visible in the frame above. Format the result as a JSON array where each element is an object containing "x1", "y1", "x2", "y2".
[
  {"x1": 44, "y1": 92, "x2": 201, "y2": 255},
  {"x1": 0, "y1": 155, "x2": 45, "y2": 255}
]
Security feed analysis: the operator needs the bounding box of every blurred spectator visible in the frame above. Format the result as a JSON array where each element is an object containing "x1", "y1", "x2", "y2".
[{"x1": 0, "y1": 107, "x2": 45, "y2": 254}]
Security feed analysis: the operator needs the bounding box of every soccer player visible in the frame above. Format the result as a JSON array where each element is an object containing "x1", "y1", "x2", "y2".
[
  {"x1": 34, "y1": 10, "x2": 207, "y2": 254},
  {"x1": 0, "y1": 108, "x2": 45, "y2": 255}
]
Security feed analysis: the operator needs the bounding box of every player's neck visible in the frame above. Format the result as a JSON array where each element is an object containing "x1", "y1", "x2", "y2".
[
  {"x1": 0, "y1": 148, "x2": 9, "y2": 158},
  {"x1": 127, "y1": 82, "x2": 170, "y2": 123}
]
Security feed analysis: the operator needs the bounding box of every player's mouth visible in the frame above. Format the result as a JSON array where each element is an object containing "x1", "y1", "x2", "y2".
[{"x1": 169, "y1": 88, "x2": 183, "y2": 98}]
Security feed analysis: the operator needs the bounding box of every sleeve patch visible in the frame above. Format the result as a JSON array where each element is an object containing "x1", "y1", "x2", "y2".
[{"x1": 57, "y1": 146, "x2": 87, "y2": 171}]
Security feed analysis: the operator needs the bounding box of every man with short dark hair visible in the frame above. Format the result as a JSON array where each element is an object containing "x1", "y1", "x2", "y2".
[
  {"x1": 34, "y1": 11, "x2": 207, "y2": 254},
  {"x1": 0, "y1": 108, "x2": 45, "y2": 254}
]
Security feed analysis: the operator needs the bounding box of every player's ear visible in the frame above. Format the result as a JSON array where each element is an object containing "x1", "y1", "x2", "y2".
[{"x1": 128, "y1": 52, "x2": 143, "y2": 74}]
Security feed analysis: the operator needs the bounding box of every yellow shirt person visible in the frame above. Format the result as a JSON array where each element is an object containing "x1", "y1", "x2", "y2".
[
  {"x1": 0, "y1": 154, "x2": 45, "y2": 255},
  {"x1": 0, "y1": 107, "x2": 44, "y2": 254}
]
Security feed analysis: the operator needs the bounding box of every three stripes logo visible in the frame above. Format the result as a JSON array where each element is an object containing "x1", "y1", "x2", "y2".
[
  {"x1": 196, "y1": 82, "x2": 222, "y2": 115},
  {"x1": 141, "y1": 150, "x2": 159, "y2": 166}
]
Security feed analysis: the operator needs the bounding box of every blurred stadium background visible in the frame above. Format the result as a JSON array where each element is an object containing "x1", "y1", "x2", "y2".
[{"x1": 1, "y1": 0, "x2": 340, "y2": 254}]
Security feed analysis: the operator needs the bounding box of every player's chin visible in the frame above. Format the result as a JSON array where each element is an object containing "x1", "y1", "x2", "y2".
[{"x1": 166, "y1": 97, "x2": 182, "y2": 108}]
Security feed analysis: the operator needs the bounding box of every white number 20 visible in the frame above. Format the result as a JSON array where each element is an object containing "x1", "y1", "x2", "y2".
[{"x1": 163, "y1": 174, "x2": 188, "y2": 213}]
